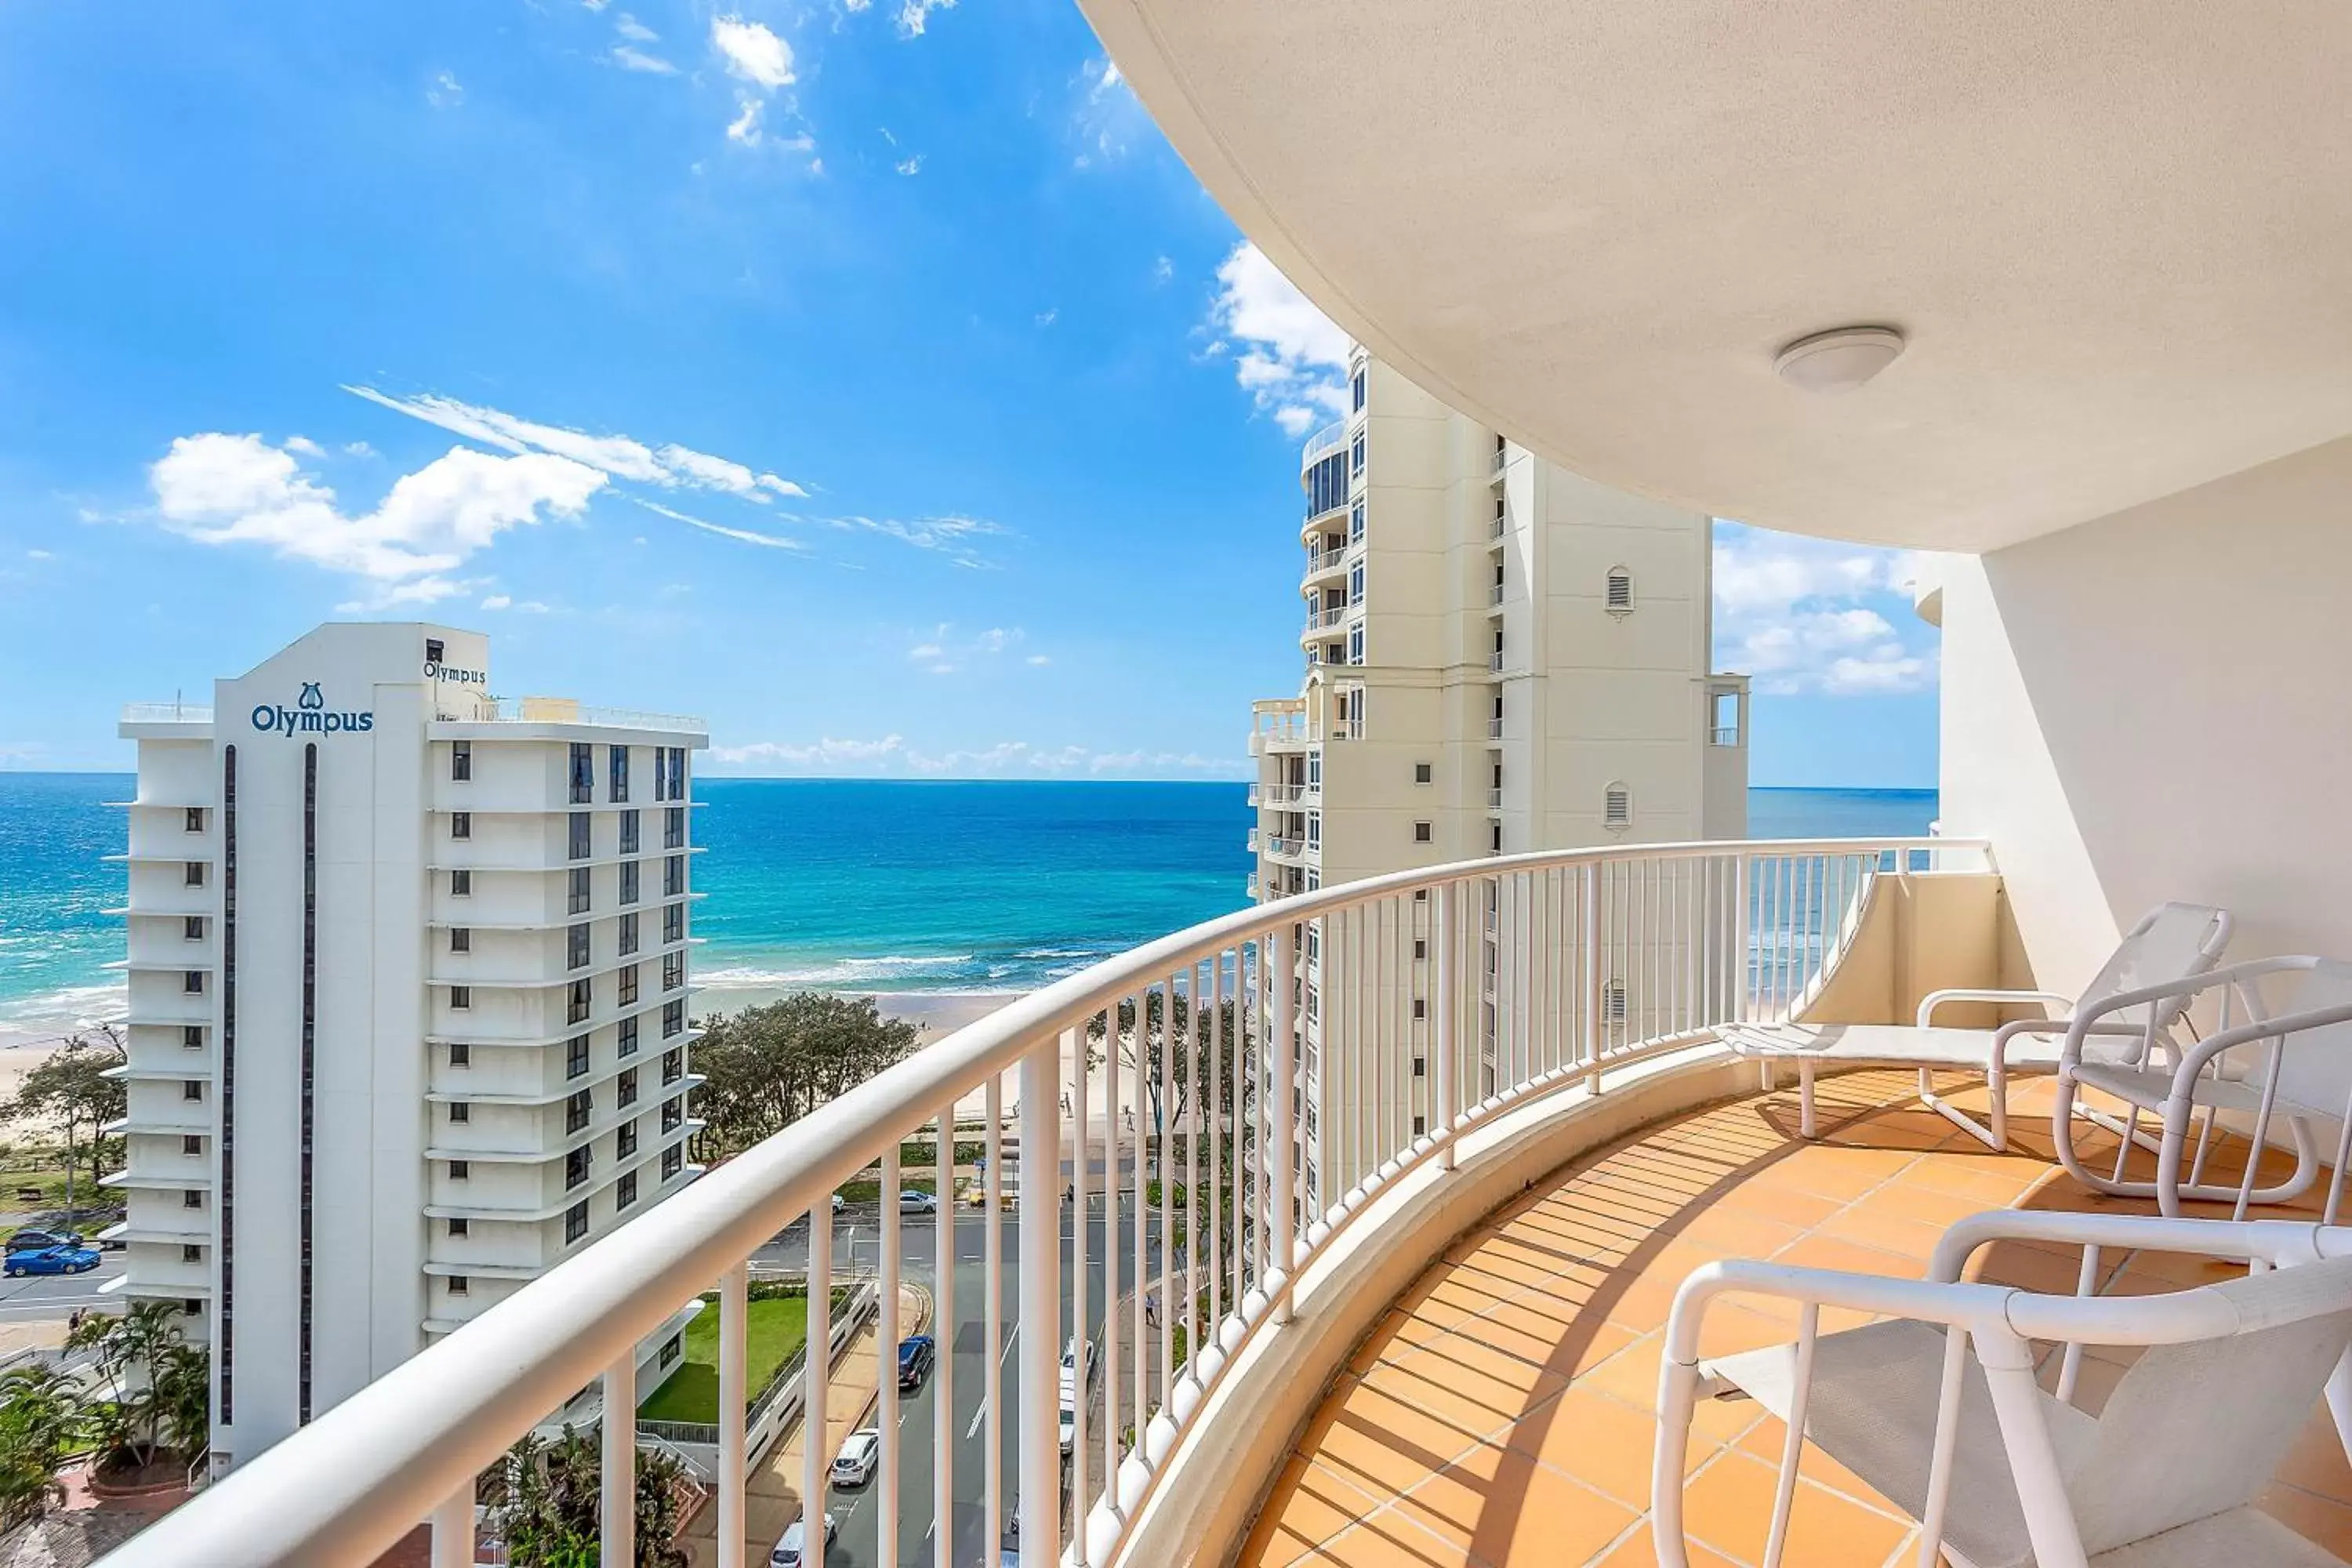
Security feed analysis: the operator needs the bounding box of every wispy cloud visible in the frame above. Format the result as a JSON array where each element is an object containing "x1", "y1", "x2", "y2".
[
  {"x1": 895, "y1": 154, "x2": 924, "y2": 176},
  {"x1": 1070, "y1": 56, "x2": 1147, "y2": 169},
  {"x1": 426, "y1": 71, "x2": 463, "y2": 110},
  {"x1": 146, "y1": 433, "x2": 603, "y2": 602},
  {"x1": 612, "y1": 44, "x2": 678, "y2": 74},
  {"x1": 833, "y1": 514, "x2": 1007, "y2": 566},
  {"x1": 1713, "y1": 523, "x2": 1940, "y2": 696},
  {"x1": 902, "y1": 622, "x2": 1034, "y2": 673},
  {"x1": 895, "y1": 0, "x2": 954, "y2": 38},
  {"x1": 613, "y1": 12, "x2": 657, "y2": 41},
  {"x1": 634, "y1": 498, "x2": 808, "y2": 551},
  {"x1": 1205, "y1": 242, "x2": 1351, "y2": 437}
]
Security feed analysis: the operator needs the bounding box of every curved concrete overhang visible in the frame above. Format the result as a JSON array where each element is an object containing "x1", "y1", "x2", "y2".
[{"x1": 1081, "y1": 1, "x2": 2352, "y2": 550}]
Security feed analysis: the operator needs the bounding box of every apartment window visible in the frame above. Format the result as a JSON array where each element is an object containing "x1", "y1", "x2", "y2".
[
  {"x1": 618, "y1": 1016, "x2": 640, "y2": 1058},
  {"x1": 1413, "y1": 998, "x2": 1427, "y2": 1020},
  {"x1": 1414, "y1": 762, "x2": 1432, "y2": 786},
  {"x1": 451, "y1": 869, "x2": 472, "y2": 897},
  {"x1": 1349, "y1": 499, "x2": 1365, "y2": 543},
  {"x1": 568, "y1": 812, "x2": 591, "y2": 860},
  {"x1": 608, "y1": 746, "x2": 630, "y2": 803},
  {"x1": 449, "y1": 1159, "x2": 470, "y2": 1180},
  {"x1": 569, "y1": 743, "x2": 593, "y2": 804},
  {"x1": 181, "y1": 1078, "x2": 203, "y2": 1102},
  {"x1": 448, "y1": 1217, "x2": 469, "y2": 1238},
  {"x1": 566, "y1": 1087, "x2": 592, "y2": 1134},
  {"x1": 183, "y1": 1243, "x2": 202, "y2": 1263},
  {"x1": 667, "y1": 747, "x2": 687, "y2": 802},
  {"x1": 1351, "y1": 365, "x2": 1367, "y2": 413},
  {"x1": 184, "y1": 807, "x2": 205, "y2": 833},
  {"x1": 1414, "y1": 938, "x2": 1428, "y2": 960},
  {"x1": 182, "y1": 969, "x2": 204, "y2": 996},
  {"x1": 449, "y1": 812, "x2": 473, "y2": 844},
  {"x1": 619, "y1": 860, "x2": 640, "y2": 906},
  {"x1": 1605, "y1": 567, "x2": 1634, "y2": 615},
  {"x1": 565, "y1": 1147, "x2": 590, "y2": 1191},
  {"x1": 448, "y1": 1276, "x2": 470, "y2": 1298},
  {"x1": 663, "y1": 855, "x2": 684, "y2": 898},
  {"x1": 1350, "y1": 430, "x2": 1366, "y2": 477},
  {"x1": 184, "y1": 860, "x2": 206, "y2": 887},
  {"x1": 1413, "y1": 1116, "x2": 1426, "y2": 1137},
  {"x1": 426, "y1": 637, "x2": 445, "y2": 666},
  {"x1": 450, "y1": 1102, "x2": 470, "y2": 1124},
  {"x1": 568, "y1": 923, "x2": 590, "y2": 971},
  {"x1": 1348, "y1": 561, "x2": 1365, "y2": 605},
  {"x1": 618, "y1": 964, "x2": 640, "y2": 1007},
  {"x1": 662, "y1": 952, "x2": 684, "y2": 993},
  {"x1": 659, "y1": 1333, "x2": 681, "y2": 1367},
  {"x1": 564, "y1": 1202, "x2": 589, "y2": 1244},
  {"x1": 182, "y1": 1025, "x2": 202, "y2": 1050},
  {"x1": 662, "y1": 806, "x2": 685, "y2": 850},
  {"x1": 619, "y1": 1068, "x2": 639, "y2": 1108},
  {"x1": 616, "y1": 1171, "x2": 639, "y2": 1211},
  {"x1": 662, "y1": 903, "x2": 684, "y2": 945},
  {"x1": 567, "y1": 978, "x2": 591, "y2": 1025},
  {"x1": 569, "y1": 867, "x2": 591, "y2": 916},
  {"x1": 1413, "y1": 821, "x2": 1432, "y2": 844},
  {"x1": 618, "y1": 1118, "x2": 639, "y2": 1156},
  {"x1": 662, "y1": 1000, "x2": 684, "y2": 1038},
  {"x1": 1347, "y1": 623, "x2": 1365, "y2": 666},
  {"x1": 450, "y1": 741, "x2": 470, "y2": 782},
  {"x1": 619, "y1": 809, "x2": 641, "y2": 855},
  {"x1": 182, "y1": 1134, "x2": 202, "y2": 1156},
  {"x1": 662, "y1": 1096, "x2": 683, "y2": 1133},
  {"x1": 1413, "y1": 1055, "x2": 1426, "y2": 1078},
  {"x1": 183, "y1": 1190, "x2": 204, "y2": 1210},
  {"x1": 662, "y1": 1144, "x2": 683, "y2": 1180},
  {"x1": 450, "y1": 985, "x2": 470, "y2": 1011},
  {"x1": 652, "y1": 748, "x2": 668, "y2": 803},
  {"x1": 662, "y1": 1047, "x2": 683, "y2": 1085},
  {"x1": 1604, "y1": 782, "x2": 1632, "y2": 830},
  {"x1": 618, "y1": 911, "x2": 640, "y2": 956},
  {"x1": 566, "y1": 1035, "x2": 590, "y2": 1080},
  {"x1": 445, "y1": 927, "x2": 472, "y2": 958},
  {"x1": 449, "y1": 1042, "x2": 470, "y2": 1068}
]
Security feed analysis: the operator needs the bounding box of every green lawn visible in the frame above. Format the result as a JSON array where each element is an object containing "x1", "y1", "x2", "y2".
[{"x1": 636, "y1": 1295, "x2": 808, "y2": 1425}]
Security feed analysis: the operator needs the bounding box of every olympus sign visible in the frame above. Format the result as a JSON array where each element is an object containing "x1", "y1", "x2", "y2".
[
  {"x1": 425, "y1": 662, "x2": 487, "y2": 685},
  {"x1": 251, "y1": 682, "x2": 375, "y2": 736}
]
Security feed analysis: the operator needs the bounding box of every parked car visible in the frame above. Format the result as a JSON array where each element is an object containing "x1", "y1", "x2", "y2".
[
  {"x1": 1056, "y1": 1338, "x2": 1097, "y2": 1406},
  {"x1": 830, "y1": 1192, "x2": 844, "y2": 1213},
  {"x1": 830, "y1": 1429, "x2": 880, "y2": 1488},
  {"x1": 1057, "y1": 1405, "x2": 1076, "y2": 1456},
  {"x1": 5, "y1": 1230, "x2": 79, "y2": 1255},
  {"x1": 5, "y1": 1245, "x2": 100, "y2": 1278},
  {"x1": 897, "y1": 1334, "x2": 935, "y2": 1390},
  {"x1": 898, "y1": 1188, "x2": 938, "y2": 1214},
  {"x1": 769, "y1": 1512, "x2": 835, "y2": 1567}
]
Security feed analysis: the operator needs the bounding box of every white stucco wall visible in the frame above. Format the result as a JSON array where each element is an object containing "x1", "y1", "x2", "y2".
[{"x1": 1938, "y1": 434, "x2": 2352, "y2": 986}]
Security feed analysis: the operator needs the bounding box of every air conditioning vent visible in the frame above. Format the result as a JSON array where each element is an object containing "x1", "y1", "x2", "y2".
[
  {"x1": 1605, "y1": 568, "x2": 1634, "y2": 615},
  {"x1": 1603, "y1": 783, "x2": 1632, "y2": 829},
  {"x1": 1603, "y1": 979, "x2": 1628, "y2": 1023}
]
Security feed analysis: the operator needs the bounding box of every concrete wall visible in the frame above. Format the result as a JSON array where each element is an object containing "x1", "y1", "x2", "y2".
[{"x1": 1938, "y1": 434, "x2": 2352, "y2": 985}]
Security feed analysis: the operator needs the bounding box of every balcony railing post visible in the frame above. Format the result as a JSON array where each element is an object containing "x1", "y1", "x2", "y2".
[
  {"x1": 717, "y1": 1264, "x2": 749, "y2": 1568},
  {"x1": 1018, "y1": 1041, "x2": 1062, "y2": 1565},
  {"x1": 428, "y1": 1485, "x2": 471, "y2": 1568},
  {"x1": 803, "y1": 1200, "x2": 831, "y2": 1568},
  {"x1": 1581, "y1": 864, "x2": 1602, "y2": 1092},
  {"x1": 1435, "y1": 880, "x2": 1457, "y2": 1168},
  {"x1": 1272, "y1": 924, "x2": 1297, "y2": 1323},
  {"x1": 1733, "y1": 851, "x2": 1752, "y2": 1027},
  {"x1": 600, "y1": 1350, "x2": 635, "y2": 1568}
]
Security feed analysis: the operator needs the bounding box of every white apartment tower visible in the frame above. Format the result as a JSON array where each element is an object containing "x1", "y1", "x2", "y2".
[
  {"x1": 106, "y1": 622, "x2": 708, "y2": 1472},
  {"x1": 1247, "y1": 350, "x2": 1749, "y2": 1210}
]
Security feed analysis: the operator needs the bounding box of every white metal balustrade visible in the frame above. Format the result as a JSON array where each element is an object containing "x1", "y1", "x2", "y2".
[{"x1": 104, "y1": 836, "x2": 1978, "y2": 1568}]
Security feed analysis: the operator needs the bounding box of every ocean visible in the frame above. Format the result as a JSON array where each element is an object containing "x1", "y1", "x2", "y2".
[{"x1": 0, "y1": 775, "x2": 1935, "y2": 1032}]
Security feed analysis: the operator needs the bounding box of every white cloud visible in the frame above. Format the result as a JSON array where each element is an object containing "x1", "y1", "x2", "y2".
[
  {"x1": 1713, "y1": 524, "x2": 1940, "y2": 696},
  {"x1": 634, "y1": 498, "x2": 808, "y2": 551},
  {"x1": 427, "y1": 71, "x2": 463, "y2": 109},
  {"x1": 612, "y1": 45, "x2": 678, "y2": 74},
  {"x1": 1206, "y1": 242, "x2": 1350, "y2": 437},
  {"x1": 481, "y1": 593, "x2": 512, "y2": 610},
  {"x1": 727, "y1": 98, "x2": 764, "y2": 145},
  {"x1": 895, "y1": 154, "x2": 923, "y2": 176},
  {"x1": 712, "y1": 16, "x2": 794, "y2": 87},
  {"x1": 283, "y1": 435, "x2": 325, "y2": 457},
  {"x1": 895, "y1": 0, "x2": 953, "y2": 38},
  {"x1": 613, "y1": 12, "x2": 657, "y2": 40},
  {"x1": 24, "y1": 549, "x2": 52, "y2": 561},
  {"x1": 1034, "y1": 307, "x2": 1058, "y2": 328},
  {"x1": 906, "y1": 642, "x2": 942, "y2": 661},
  {"x1": 149, "y1": 433, "x2": 603, "y2": 593},
  {"x1": 833, "y1": 513, "x2": 1007, "y2": 564},
  {"x1": 906, "y1": 623, "x2": 1033, "y2": 670},
  {"x1": 1070, "y1": 55, "x2": 1145, "y2": 169},
  {"x1": 1152, "y1": 256, "x2": 1173, "y2": 285},
  {"x1": 345, "y1": 387, "x2": 810, "y2": 502},
  {"x1": 343, "y1": 441, "x2": 376, "y2": 458},
  {"x1": 1025, "y1": 654, "x2": 1051, "y2": 666}
]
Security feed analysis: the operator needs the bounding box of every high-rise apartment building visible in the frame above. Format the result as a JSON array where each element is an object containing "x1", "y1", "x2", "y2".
[
  {"x1": 104, "y1": 622, "x2": 707, "y2": 1472},
  {"x1": 1247, "y1": 350, "x2": 1749, "y2": 1209}
]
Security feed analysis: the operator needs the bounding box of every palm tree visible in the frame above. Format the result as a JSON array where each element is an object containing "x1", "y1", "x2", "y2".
[
  {"x1": 0, "y1": 1363, "x2": 84, "y2": 1526},
  {"x1": 70, "y1": 1301, "x2": 198, "y2": 1471}
]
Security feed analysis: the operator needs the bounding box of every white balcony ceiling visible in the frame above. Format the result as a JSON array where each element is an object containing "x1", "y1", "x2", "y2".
[{"x1": 1081, "y1": 0, "x2": 2352, "y2": 550}]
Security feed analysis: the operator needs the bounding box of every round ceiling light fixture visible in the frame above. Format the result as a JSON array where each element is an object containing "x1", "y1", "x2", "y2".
[{"x1": 1773, "y1": 325, "x2": 1905, "y2": 394}]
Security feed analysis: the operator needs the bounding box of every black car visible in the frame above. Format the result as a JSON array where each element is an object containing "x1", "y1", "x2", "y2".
[
  {"x1": 5, "y1": 1230, "x2": 80, "y2": 1254},
  {"x1": 896, "y1": 1334, "x2": 935, "y2": 1390}
]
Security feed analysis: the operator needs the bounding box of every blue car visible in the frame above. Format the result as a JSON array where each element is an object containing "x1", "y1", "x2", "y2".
[
  {"x1": 5, "y1": 1245, "x2": 100, "y2": 1278},
  {"x1": 896, "y1": 1334, "x2": 935, "y2": 1390}
]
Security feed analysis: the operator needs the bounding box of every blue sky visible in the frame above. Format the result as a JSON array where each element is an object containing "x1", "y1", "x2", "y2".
[{"x1": 0, "y1": 0, "x2": 1940, "y2": 786}]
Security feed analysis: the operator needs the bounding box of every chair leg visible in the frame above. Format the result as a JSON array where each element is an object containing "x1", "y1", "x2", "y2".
[{"x1": 1799, "y1": 1060, "x2": 1816, "y2": 1139}]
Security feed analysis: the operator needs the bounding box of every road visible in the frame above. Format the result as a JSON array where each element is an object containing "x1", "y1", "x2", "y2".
[
  {"x1": 756, "y1": 1200, "x2": 1176, "y2": 1568},
  {"x1": 0, "y1": 1250, "x2": 123, "y2": 1324}
]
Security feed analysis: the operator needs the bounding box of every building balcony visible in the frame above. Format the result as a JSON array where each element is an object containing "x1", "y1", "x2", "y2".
[
  {"x1": 117, "y1": 834, "x2": 2043, "y2": 1568},
  {"x1": 1265, "y1": 834, "x2": 1310, "y2": 863},
  {"x1": 1301, "y1": 605, "x2": 1348, "y2": 641}
]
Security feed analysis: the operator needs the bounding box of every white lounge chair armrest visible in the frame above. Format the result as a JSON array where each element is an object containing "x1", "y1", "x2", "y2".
[
  {"x1": 1928, "y1": 1209, "x2": 2333, "y2": 1283},
  {"x1": 1662, "y1": 1258, "x2": 2012, "y2": 1367},
  {"x1": 2163, "y1": 997, "x2": 2352, "y2": 1105},
  {"x1": 1917, "y1": 989, "x2": 2071, "y2": 1027}
]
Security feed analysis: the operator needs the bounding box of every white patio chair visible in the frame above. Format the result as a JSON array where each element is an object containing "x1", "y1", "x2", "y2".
[
  {"x1": 1653, "y1": 1208, "x2": 2352, "y2": 1568},
  {"x1": 2054, "y1": 957, "x2": 2352, "y2": 1220},
  {"x1": 1722, "y1": 901, "x2": 2232, "y2": 1149}
]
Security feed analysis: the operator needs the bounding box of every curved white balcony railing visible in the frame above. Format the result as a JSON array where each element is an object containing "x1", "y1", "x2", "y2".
[{"x1": 110, "y1": 836, "x2": 1981, "y2": 1568}]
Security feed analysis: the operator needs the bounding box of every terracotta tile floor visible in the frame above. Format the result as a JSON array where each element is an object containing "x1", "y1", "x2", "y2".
[{"x1": 1240, "y1": 1067, "x2": 2352, "y2": 1568}]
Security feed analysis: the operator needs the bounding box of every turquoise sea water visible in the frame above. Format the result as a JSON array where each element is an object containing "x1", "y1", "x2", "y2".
[{"x1": 0, "y1": 775, "x2": 1935, "y2": 1028}]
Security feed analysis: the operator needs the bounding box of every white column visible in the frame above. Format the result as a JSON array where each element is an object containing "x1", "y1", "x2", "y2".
[
  {"x1": 718, "y1": 1265, "x2": 748, "y2": 1568},
  {"x1": 601, "y1": 1351, "x2": 635, "y2": 1568},
  {"x1": 1018, "y1": 1043, "x2": 1063, "y2": 1566}
]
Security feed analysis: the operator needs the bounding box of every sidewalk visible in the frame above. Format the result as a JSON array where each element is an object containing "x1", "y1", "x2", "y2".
[{"x1": 682, "y1": 1283, "x2": 927, "y2": 1568}]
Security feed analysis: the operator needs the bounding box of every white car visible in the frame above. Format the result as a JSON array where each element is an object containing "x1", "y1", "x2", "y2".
[
  {"x1": 770, "y1": 1512, "x2": 836, "y2": 1567},
  {"x1": 830, "y1": 1192, "x2": 845, "y2": 1213},
  {"x1": 898, "y1": 1188, "x2": 939, "y2": 1214},
  {"x1": 1056, "y1": 1338, "x2": 1098, "y2": 1407},
  {"x1": 1057, "y1": 1405, "x2": 1076, "y2": 1456},
  {"x1": 830, "y1": 1428, "x2": 880, "y2": 1487}
]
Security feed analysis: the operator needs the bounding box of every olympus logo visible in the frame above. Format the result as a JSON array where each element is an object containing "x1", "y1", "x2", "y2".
[
  {"x1": 251, "y1": 682, "x2": 374, "y2": 736},
  {"x1": 425, "y1": 662, "x2": 487, "y2": 685}
]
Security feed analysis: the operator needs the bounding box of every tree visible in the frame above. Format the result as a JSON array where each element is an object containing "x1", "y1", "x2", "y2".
[
  {"x1": 481, "y1": 1425, "x2": 689, "y2": 1566},
  {"x1": 5, "y1": 1027, "x2": 127, "y2": 1204},
  {"x1": 70, "y1": 1301, "x2": 205, "y2": 1472},
  {"x1": 692, "y1": 994, "x2": 924, "y2": 1156},
  {"x1": 1085, "y1": 994, "x2": 1240, "y2": 1148},
  {"x1": 0, "y1": 1364, "x2": 84, "y2": 1527}
]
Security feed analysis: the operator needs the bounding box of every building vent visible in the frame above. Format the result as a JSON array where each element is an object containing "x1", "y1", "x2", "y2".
[
  {"x1": 1603, "y1": 979, "x2": 1628, "y2": 1023},
  {"x1": 1603, "y1": 783, "x2": 1632, "y2": 830},
  {"x1": 1605, "y1": 568, "x2": 1634, "y2": 615}
]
